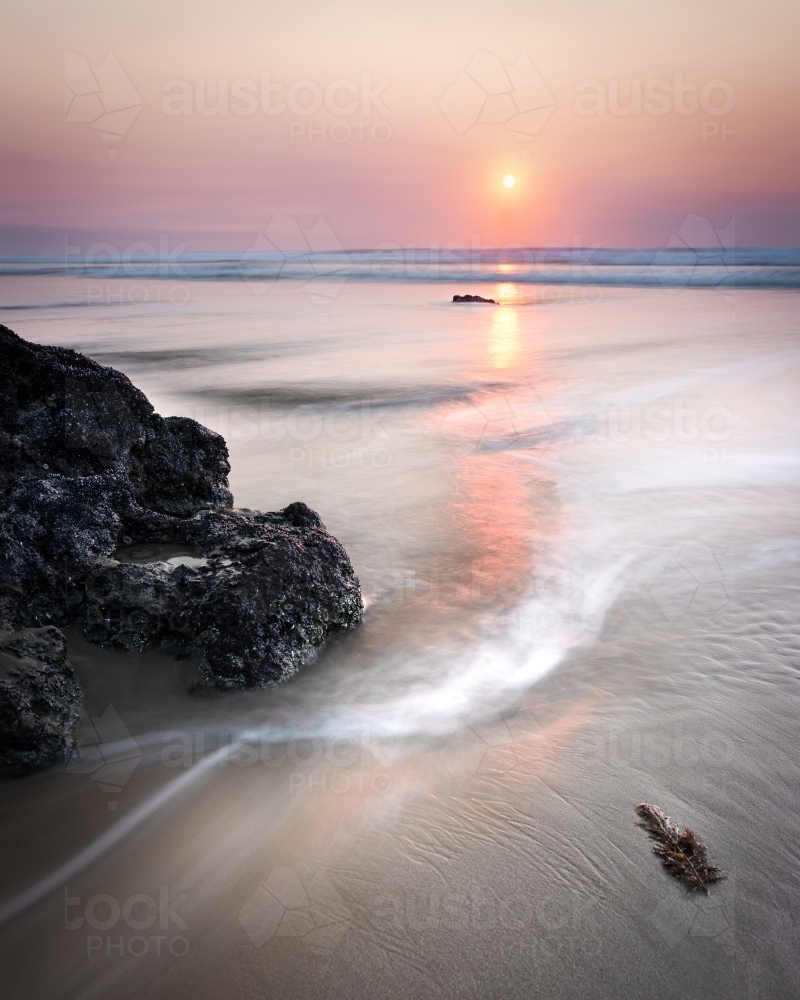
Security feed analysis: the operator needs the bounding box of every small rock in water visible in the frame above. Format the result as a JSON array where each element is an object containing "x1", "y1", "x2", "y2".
[{"x1": 452, "y1": 294, "x2": 497, "y2": 304}]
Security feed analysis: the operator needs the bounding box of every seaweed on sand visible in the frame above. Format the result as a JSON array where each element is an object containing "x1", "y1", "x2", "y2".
[{"x1": 635, "y1": 803, "x2": 724, "y2": 893}]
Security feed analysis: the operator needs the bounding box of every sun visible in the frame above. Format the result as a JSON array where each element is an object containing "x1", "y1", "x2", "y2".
[{"x1": 503, "y1": 174, "x2": 516, "y2": 189}]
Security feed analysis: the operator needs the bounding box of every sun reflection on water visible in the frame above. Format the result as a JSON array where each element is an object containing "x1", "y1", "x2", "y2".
[
  {"x1": 489, "y1": 307, "x2": 520, "y2": 369},
  {"x1": 496, "y1": 282, "x2": 519, "y2": 303}
]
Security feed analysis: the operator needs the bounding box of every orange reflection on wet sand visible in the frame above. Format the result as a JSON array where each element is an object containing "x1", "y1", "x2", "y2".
[
  {"x1": 489, "y1": 307, "x2": 520, "y2": 369},
  {"x1": 451, "y1": 449, "x2": 559, "y2": 617}
]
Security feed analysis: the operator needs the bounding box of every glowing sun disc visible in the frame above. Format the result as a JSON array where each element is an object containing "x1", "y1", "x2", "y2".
[{"x1": 503, "y1": 174, "x2": 516, "y2": 188}]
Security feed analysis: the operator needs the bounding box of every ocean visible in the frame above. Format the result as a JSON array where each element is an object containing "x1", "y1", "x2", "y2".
[{"x1": 1, "y1": 254, "x2": 799, "y2": 998}]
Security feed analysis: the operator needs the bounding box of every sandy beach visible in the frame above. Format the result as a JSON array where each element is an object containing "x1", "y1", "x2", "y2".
[
  {"x1": 1, "y1": 277, "x2": 799, "y2": 998},
  {"x1": 3, "y1": 565, "x2": 799, "y2": 999}
]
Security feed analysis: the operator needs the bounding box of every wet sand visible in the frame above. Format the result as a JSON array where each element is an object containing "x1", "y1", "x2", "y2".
[
  {"x1": 2, "y1": 547, "x2": 799, "y2": 999},
  {"x1": 2, "y1": 282, "x2": 800, "y2": 998}
]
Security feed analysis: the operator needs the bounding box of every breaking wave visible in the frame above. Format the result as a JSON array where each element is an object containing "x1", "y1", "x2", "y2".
[{"x1": 2, "y1": 246, "x2": 800, "y2": 287}]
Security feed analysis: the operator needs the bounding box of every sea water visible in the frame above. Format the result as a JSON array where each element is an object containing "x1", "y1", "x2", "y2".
[{"x1": 1, "y1": 255, "x2": 799, "y2": 997}]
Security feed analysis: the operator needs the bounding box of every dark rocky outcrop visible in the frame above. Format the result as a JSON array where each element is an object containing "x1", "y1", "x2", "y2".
[
  {"x1": 452, "y1": 294, "x2": 497, "y2": 304},
  {"x1": 82, "y1": 500, "x2": 363, "y2": 690},
  {"x1": 0, "y1": 325, "x2": 363, "y2": 708},
  {"x1": 0, "y1": 627, "x2": 82, "y2": 773},
  {"x1": 0, "y1": 325, "x2": 232, "y2": 515}
]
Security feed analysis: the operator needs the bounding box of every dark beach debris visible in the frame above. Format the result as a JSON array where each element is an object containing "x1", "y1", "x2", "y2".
[
  {"x1": 452, "y1": 294, "x2": 497, "y2": 304},
  {"x1": 636, "y1": 802, "x2": 724, "y2": 893}
]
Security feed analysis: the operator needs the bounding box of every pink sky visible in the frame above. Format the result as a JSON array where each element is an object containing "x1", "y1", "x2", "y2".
[{"x1": 1, "y1": 0, "x2": 799, "y2": 253}]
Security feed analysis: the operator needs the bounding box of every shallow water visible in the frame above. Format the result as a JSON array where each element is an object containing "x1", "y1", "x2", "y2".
[{"x1": 1, "y1": 272, "x2": 799, "y2": 998}]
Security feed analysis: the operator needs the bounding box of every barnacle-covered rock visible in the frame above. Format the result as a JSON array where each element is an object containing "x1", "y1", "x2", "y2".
[
  {"x1": 83, "y1": 502, "x2": 363, "y2": 690},
  {"x1": 0, "y1": 627, "x2": 82, "y2": 773},
  {"x1": 0, "y1": 325, "x2": 363, "y2": 720},
  {"x1": 0, "y1": 324, "x2": 232, "y2": 515}
]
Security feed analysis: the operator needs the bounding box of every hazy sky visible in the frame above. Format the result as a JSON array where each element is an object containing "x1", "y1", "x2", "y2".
[{"x1": 1, "y1": 0, "x2": 799, "y2": 252}]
